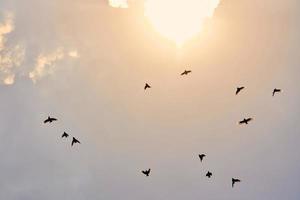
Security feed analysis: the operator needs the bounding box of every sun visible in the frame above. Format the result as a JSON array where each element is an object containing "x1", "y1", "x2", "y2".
[{"x1": 144, "y1": 0, "x2": 220, "y2": 46}]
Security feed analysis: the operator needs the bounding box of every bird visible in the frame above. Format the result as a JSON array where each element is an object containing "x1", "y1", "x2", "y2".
[
  {"x1": 144, "y1": 83, "x2": 151, "y2": 90},
  {"x1": 206, "y1": 171, "x2": 212, "y2": 178},
  {"x1": 199, "y1": 154, "x2": 206, "y2": 162},
  {"x1": 71, "y1": 137, "x2": 80, "y2": 146},
  {"x1": 236, "y1": 87, "x2": 245, "y2": 95},
  {"x1": 272, "y1": 88, "x2": 281, "y2": 96},
  {"x1": 61, "y1": 132, "x2": 69, "y2": 138},
  {"x1": 232, "y1": 178, "x2": 241, "y2": 188},
  {"x1": 181, "y1": 70, "x2": 192, "y2": 76},
  {"x1": 239, "y1": 118, "x2": 253, "y2": 125},
  {"x1": 44, "y1": 116, "x2": 57, "y2": 123},
  {"x1": 142, "y1": 169, "x2": 151, "y2": 177}
]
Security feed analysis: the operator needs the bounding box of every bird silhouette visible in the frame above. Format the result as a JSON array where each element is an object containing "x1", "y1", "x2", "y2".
[
  {"x1": 61, "y1": 132, "x2": 69, "y2": 138},
  {"x1": 199, "y1": 154, "x2": 206, "y2": 162},
  {"x1": 232, "y1": 178, "x2": 241, "y2": 187},
  {"x1": 236, "y1": 87, "x2": 245, "y2": 95},
  {"x1": 142, "y1": 169, "x2": 151, "y2": 176},
  {"x1": 181, "y1": 70, "x2": 192, "y2": 76},
  {"x1": 272, "y1": 88, "x2": 281, "y2": 96},
  {"x1": 239, "y1": 118, "x2": 253, "y2": 125},
  {"x1": 44, "y1": 116, "x2": 57, "y2": 123},
  {"x1": 206, "y1": 171, "x2": 212, "y2": 178},
  {"x1": 144, "y1": 83, "x2": 151, "y2": 90},
  {"x1": 71, "y1": 137, "x2": 80, "y2": 146}
]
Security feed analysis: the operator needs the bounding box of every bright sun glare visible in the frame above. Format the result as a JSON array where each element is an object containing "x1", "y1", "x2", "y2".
[{"x1": 144, "y1": 0, "x2": 220, "y2": 46}]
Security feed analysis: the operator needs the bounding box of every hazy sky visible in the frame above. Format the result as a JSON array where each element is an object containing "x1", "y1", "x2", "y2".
[{"x1": 0, "y1": 0, "x2": 300, "y2": 199}]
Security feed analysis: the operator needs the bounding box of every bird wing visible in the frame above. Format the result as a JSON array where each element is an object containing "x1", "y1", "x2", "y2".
[
  {"x1": 62, "y1": 132, "x2": 68, "y2": 137},
  {"x1": 247, "y1": 118, "x2": 253, "y2": 122},
  {"x1": 72, "y1": 138, "x2": 80, "y2": 146},
  {"x1": 44, "y1": 119, "x2": 49, "y2": 123},
  {"x1": 74, "y1": 138, "x2": 80, "y2": 144}
]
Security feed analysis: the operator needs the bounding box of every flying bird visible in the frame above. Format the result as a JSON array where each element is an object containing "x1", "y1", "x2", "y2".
[
  {"x1": 236, "y1": 87, "x2": 245, "y2": 95},
  {"x1": 232, "y1": 178, "x2": 241, "y2": 188},
  {"x1": 239, "y1": 118, "x2": 253, "y2": 125},
  {"x1": 61, "y1": 132, "x2": 69, "y2": 138},
  {"x1": 206, "y1": 171, "x2": 212, "y2": 178},
  {"x1": 181, "y1": 70, "x2": 192, "y2": 76},
  {"x1": 272, "y1": 88, "x2": 281, "y2": 96},
  {"x1": 144, "y1": 83, "x2": 151, "y2": 90},
  {"x1": 142, "y1": 169, "x2": 151, "y2": 177},
  {"x1": 199, "y1": 154, "x2": 206, "y2": 162},
  {"x1": 44, "y1": 116, "x2": 57, "y2": 124},
  {"x1": 71, "y1": 137, "x2": 80, "y2": 146}
]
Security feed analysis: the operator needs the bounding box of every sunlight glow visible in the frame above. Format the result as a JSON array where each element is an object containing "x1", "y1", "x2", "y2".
[{"x1": 144, "y1": 0, "x2": 220, "y2": 46}]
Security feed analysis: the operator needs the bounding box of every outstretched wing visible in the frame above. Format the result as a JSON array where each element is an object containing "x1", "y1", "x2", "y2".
[
  {"x1": 181, "y1": 70, "x2": 191, "y2": 75},
  {"x1": 199, "y1": 154, "x2": 205, "y2": 161},
  {"x1": 72, "y1": 138, "x2": 81, "y2": 146},
  {"x1": 62, "y1": 132, "x2": 69, "y2": 138},
  {"x1": 232, "y1": 178, "x2": 241, "y2": 187},
  {"x1": 144, "y1": 84, "x2": 151, "y2": 90},
  {"x1": 246, "y1": 118, "x2": 253, "y2": 122},
  {"x1": 236, "y1": 87, "x2": 244, "y2": 95}
]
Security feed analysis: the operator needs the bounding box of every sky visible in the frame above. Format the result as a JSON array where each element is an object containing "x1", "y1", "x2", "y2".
[{"x1": 0, "y1": 0, "x2": 300, "y2": 199}]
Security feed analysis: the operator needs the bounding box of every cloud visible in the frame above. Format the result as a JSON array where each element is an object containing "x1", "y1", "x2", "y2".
[
  {"x1": 68, "y1": 50, "x2": 79, "y2": 58},
  {"x1": 29, "y1": 48, "x2": 78, "y2": 83},
  {"x1": 0, "y1": 13, "x2": 25, "y2": 85},
  {"x1": 29, "y1": 47, "x2": 64, "y2": 83},
  {"x1": 0, "y1": 12, "x2": 14, "y2": 51},
  {"x1": 108, "y1": 0, "x2": 128, "y2": 8}
]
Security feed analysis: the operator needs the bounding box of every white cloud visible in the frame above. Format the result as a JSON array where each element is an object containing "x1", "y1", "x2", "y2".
[
  {"x1": 3, "y1": 74, "x2": 15, "y2": 85},
  {"x1": 29, "y1": 47, "x2": 65, "y2": 83},
  {"x1": 0, "y1": 13, "x2": 25, "y2": 85},
  {"x1": 0, "y1": 12, "x2": 14, "y2": 51},
  {"x1": 29, "y1": 48, "x2": 79, "y2": 83},
  {"x1": 68, "y1": 50, "x2": 79, "y2": 58},
  {"x1": 108, "y1": 0, "x2": 128, "y2": 8}
]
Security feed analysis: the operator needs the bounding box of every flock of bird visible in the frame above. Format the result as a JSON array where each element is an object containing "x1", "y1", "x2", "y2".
[
  {"x1": 43, "y1": 69, "x2": 282, "y2": 189},
  {"x1": 142, "y1": 69, "x2": 282, "y2": 188},
  {"x1": 44, "y1": 116, "x2": 81, "y2": 146}
]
